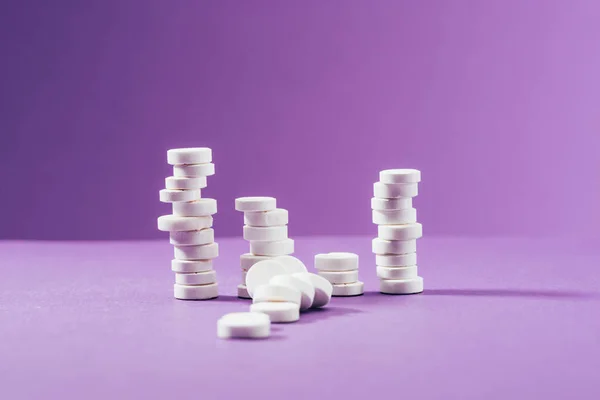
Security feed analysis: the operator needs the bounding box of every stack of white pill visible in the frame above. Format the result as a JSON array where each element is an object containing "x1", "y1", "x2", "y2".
[
  {"x1": 157, "y1": 148, "x2": 219, "y2": 300},
  {"x1": 315, "y1": 252, "x2": 363, "y2": 296},
  {"x1": 235, "y1": 197, "x2": 294, "y2": 299},
  {"x1": 372, "y1": 169, "x2": 424, "y2": 294}
]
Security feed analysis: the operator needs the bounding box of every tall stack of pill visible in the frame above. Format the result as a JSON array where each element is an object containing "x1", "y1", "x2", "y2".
[
  {"x1": 372, "y1": 169, "x2": 424, "y2": 294},
  {"x1": 157, "y1": 148, "x2": 219, "y2": 300},
  {"x1": 315, "y1": 252, "x2": 363, "y2": 296},
  {"x1": 234, "y1": 197, "x2": 294, "y2": 299}
]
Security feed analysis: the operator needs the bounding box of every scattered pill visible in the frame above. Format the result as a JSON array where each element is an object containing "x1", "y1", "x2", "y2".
[
  {"x1": 252, "y1": 283, "x2": 302, "y2": 306},
  {"x1": 244, "y1": 259, "x2": 289, "y2": 297},
  {"x1": 250, "y1": 302, "x2": 300, "y2": 323},
  {"x1": 172, "y1": 199, "x2": 217, "y2": 217},
  {"x1": 274, "y1": 255, "x2": 308, "y2": 274},
  {"x1": 269, "y1": 274, "x2": 315, "y2": 311},
  {"x1": 167, "y1": 148, "x2": 212, "y2": 165},
  {"x1": 332, "y1": 281, "x2": 364, "y2": 297},
  {"x1": 379, "y1": 276, "x2": 424, "y2": 295},
  {"x1": 373, "y1": 182, "x2": 418, "y2": 198},
  {"x1": 235, "y1": 197, "x2": 277, "y2": 212},
  {"x1": 157, "y1": 215, "x2": 213, "y2": 232},
  {"x1": 292, "y1": 272, "x2": 332, "y2": 308},
  {"x1": 173, "y1": 283, "x2": 218, "y2": 300},
  {"x1": 315, "y1": 252, "x2": 359, "y2": 271},
  {"x1": 173, "y1": 242, "x2": 219, "y2": 260},
  {"x1": 244, "y1": 209, "x2": 289, "y2": 227},
  {"x1": 217, "y1": 312, "x2": 270, "y2": 339},
  {"x1": 159, "y1": 189, "x2": 200, "y2": 203}
]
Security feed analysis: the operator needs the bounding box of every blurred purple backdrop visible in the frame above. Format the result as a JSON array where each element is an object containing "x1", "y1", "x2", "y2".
[{"x1": 0, "y1": 0, "x2": 598, "y2": 240}]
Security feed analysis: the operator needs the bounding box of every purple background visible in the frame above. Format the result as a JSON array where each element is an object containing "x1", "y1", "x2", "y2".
[{"x1": 1, "y1": 0, "x2": 599, "y2": 240}]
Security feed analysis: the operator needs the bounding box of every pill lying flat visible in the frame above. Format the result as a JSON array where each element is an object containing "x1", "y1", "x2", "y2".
[
  {"x1": 167, "y1": 148, "x2": 212, "y2": 165},
  {"x1": 379, "y1": 169, "x2": 421, "y2": 184},
  {"x1": 245, "y1": 259, "x2": 289, "y2": 297},
  {"x1": 252, "y1": 284, "x2": 302, "y2": 306},
  {"x1": 373, "y1": 182, "x2": 418, "y2": 199},
  {"x1": 376, "y1": 266, "x2": 418, "y2": 280},
  {"x1": 318, "y1": 270, "x2": 359, "y2": 285},
  {"x1": 175, "y1": 270, "x2": 217, "y2": 285},
  {"x1": 292, "y1": 273, "x2": 332, "y2": 308},
  {"x1": 274, "y1": 255, "x2": 308, "y2": 274},
  {"x1": 173, "y1": 163, "x2": 215, "y2": 177},
  {"x1": 244, "y1": 209, "x2": 289, "y2": 227},
  {"x1": 378, "y1": 223, "x2": 423, "y2": 240},
  {"x1": 372, "y1": 208, "x2": 417, "y2": 225},
  {"x1": 380, "y1": 276, "x2": 424, "y2": 294},
  {"x1": 171, "y1": 259, "x2": 213, "y2": 273},
  {"x1": 269, "y1": 274, "x2": 315, "y2": 311},
  {"x1": 371, "y1": 197, "x2": 413, "y2": 211},
  {"x1": 165, "y1": 176, "x2": 207, "y2": 190},
  {"x1": 249, "y1": 239, "x2": 294, "y2": 257},
  {"x1": 243, "y1": 225, "x2": 288, "y2": 242},
  {"x1": 376, "y1": 253, "x2": 417, "y2": 267},
  {"x1": 235, "y1": 197, "x2": 277, "y2": 212},
  {"x1": 159, "y1": 189, "x2": 200, "y2": 203},
  {"x1": 314, "y1": 252, "x2": 359, "y2": 271},
  {"x1": 240, "y1": 253, "x2": 274, "y2": 270},
  {"x1": 250, "y1": 302, "x2": 300, "y2": 323},
  {"x1": 237, "y1": 284, "x2": 251, "y2": 299},
  {"x1": 332, "y1": 281, "x2": 364, "y2": 297},
  {"x1": 169, "y1": 229, "x2": 214, "y2": 246},
  {"x1": 174, "y1": 283, "x2": 218, "y2": 300},
  {"x1": 173, "y1": 242, "x2": 219, "y2": 260},
  {"x1": 172, "y1": 199, "x2": 217, "y2": 217},
  {"x1": 157, "y1": 215, "x2": 213, "y2": 232},
  {"x1": 372, "y1": 238, "x2": 417, "y2": 255},
  {"x1": 217, "y1": 312, "x2": 270, "y2": 339}
]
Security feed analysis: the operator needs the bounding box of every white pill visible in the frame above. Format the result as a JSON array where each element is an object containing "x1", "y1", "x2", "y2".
[
  {"x1": 245, "y1": 259, "x2": 289, "y2": 297},
  {"x1": 371, "y1": 197, "x2": 413, "y2": 211},
  {"x1": 171, "y1": 259, "x2": 213, "y2": 273},
  {"x1": 314, "y1": 252, "x2": 359, "y2": 271},
  {"x1": 174, "y1": 283, "x2": 218, "y2": 300},
  {"x1": 376, "y1": 266, "x2": 418, "y2": 280},
  {"x1": 269, "y1": 275, "x2": 315, "y2": 311},
  {"x1": 235, "y1": 197, "x2": 277, "y2": 212},
  {"x1": 249, "y1": 239, "x2": 294, "y2": 257},
  {"x1": 159, "y1": 189, "x2": 200, "y2": 203},
  {"x1": 378, "y1": 223, "x2": 423, "y2": 240},
  {"x1": 292, "y1": 272, "x2": 332, "y2": 308},
  {"x1": 175, "y1": 270, "x2": 217, "y2": 285},
  {"x1": 242, "y1": 269, "x2": 247, "y2": 282},
  {"x1": 174, "y1": 243, "x2": 219, "y2": 260},
  {"x1": 169, "y1": 229, "x2": 214, "y2": 246},
  {"x1": 380, "y1": 276, "x2": 424, "y2": 294},
  {"x1": 217, "y1": 312, "x2": 270, "y2": 339},
  {"x1": 173, "y1": 163, "x2": 215, "y2": 177},
  {"x1": 167, "y1": 148, "x2": 212, "y2": 165},
  {"x1": 237, "y1": 284, "x2": 251, "y2": 299},
  {"x1": 376, "y1": 253, "x2": 417, "y2": 267},
  {"x1": 332, "y1": 281, "x2": 364, "y2": 297},
  {"x1": 243, "y1": 225, "x2": 288, "y2": 242},
  {"x1": 240, "y1": 253, "x2": 274, "y2": 270},
  {"x1": 372, "y1": 238, "x2": 417, "y2": 255},
  {"x1": 318, "y1": 270, "x2": 359, "y2": 285},
  {"x1": 252, "y1": 283, "x2": 302, "y2": 306},
  {"x1": 274, "y1": 255, "x2": 308, "y2": 274},
  {"x1": 374, "y1": 182, "x2": 418, "y2": 199},
  {"x1": 372, "y1": 208, "x2": 417, "y2": 225},
  {"x1": 379, "y1": 169, "x2": 421, "y2": 184},
  {"x1": 165, "y1": 176, "x2": 207, "y2": 190},
  {"x1": 157, "y1": 215, "x2": 213, "y2": 232},
  {"x1": 172, "y1": 199, "x2": 217, "y2": 217},
  {"x1": 250, "y1": 302, "x2": 300, "y2": 323},
  {"x1": 244, "y1": 208, "x2": 289, "y2": 227}
]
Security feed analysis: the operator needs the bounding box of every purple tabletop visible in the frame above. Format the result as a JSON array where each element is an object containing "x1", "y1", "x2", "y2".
[{"x1": 1, "y1": 236, "x2": 599, "y2": 400}]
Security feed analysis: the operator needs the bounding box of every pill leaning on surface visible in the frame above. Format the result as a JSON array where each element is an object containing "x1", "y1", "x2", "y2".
[
  {"x1": 292, "y1": 272, "x2": 332, "y2": 308},
  {"x1": 250, "y1": 302, "x2": 300, "y2": 323}
]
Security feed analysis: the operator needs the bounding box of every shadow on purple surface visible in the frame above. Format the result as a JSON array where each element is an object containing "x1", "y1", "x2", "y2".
[
  {"x1": 211, "y1": 295, "x2": 248, "y2": 303},
  {"x1": 425, "y1": 288, "x2": 600, "y2": 300},
  {"x1": 297, "y1": 306, "x2": 363, "y2": 325}
]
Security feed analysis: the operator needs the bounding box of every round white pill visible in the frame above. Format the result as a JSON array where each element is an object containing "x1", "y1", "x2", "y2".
[
  {"x1": 171, "y1": 259, "x2": 213, "y2": 273},
  {"x1": 167, "y1": 148, "x2": 212, "y2": 165},
  {"x1": 250, "y1": 302, "x2": 300, "y2": 323},
  {"x1": 274, "y1": 255, "x2": 308, "y2": 274},
  {"x1": 165, "y1": 176, "x2": 207, "y2": 190},
  {"x1": 169, "y1": 228, "x2": 214, "y2": 246},
  {"x1": 379, "y1": 169, "x2": 421, "y2": 184},
  {"x1": 217, "y1": 312, "x2": 270, "y2": 339},
  {"x1": 376, "y1": 253, "x2": 417, "y2": 267},
  {"x1": 157, "y1": 215, "x2": 213, "y2": 232},
  {"x1": 175, "y1": 270, "x2": 217, "y2": 285},
  {"x1": 314, "y1": 252, "x2": 359, "y2": 271},
  {"x1": 245, "y1": 259, "x2": 289, "y2": 297},
  {"x1": 240, "y1": 253, "x2": 274, "y2": 270},
  {"x1": 374, "y1": 182, "x2": 418, "y2": 199},
  {"x1": 372, "y1": 208, "x2": 417, "y2": 225},
  {"x1": 372, "y1": 238, "x2": 417, "y2": 255},
  {"x1": 174, "y1": 242, "x2": 219, "y2": 260},
  {"x1": 173, "y1": 163, "x2": 215, "y2": 177},
  {"x1": 318, "y1": 270, "x2": 359, "y2": 285},
  {"x1": 172, "y1": 199, "x2": 217, "y2": 217},
  {"x1": 269, "y1": 274, "x2": 315, "y2": 311},
  {"x1": 332, "y1": 281, "x2": 364, "y2": 297},
  {"x1": 249, "y1": 239, "x2": 294, "y2": 257},
  {"x1": 292, "y1": 272, "x2": 332, "y2": 308},
  {"x1": 380, "y1": 276, "x2": 424, "y2": 294},
  {"x1": 235, "y1": 197, "x2": 277, "y2": 212},
  {"x1": 159, "y1": 189, "x2": 200, "y2": 203},
  {"x1": 378, "y1": 223, "x2": 423, "y2": 240},
  {"x1": 241, "y1": 269, "x2": 247, "y2": 282},
  {"x1": 237, "y1": 284, "x2": 251, "y2": 299},
  {"x1": 252, "y1": 283, "x2": 302, "y2": 306},
  {"x1": 174, "y1": 283, "x2": 218, "y2": 300},
  {"x1": 243, "y1": 225, "x2": 288, "y2": 242},
  {"x1": 371, "y1": 197, "x2": 413, "y2": 211},
  {"x1": 244, "y1": 209, "x2": 289, "y2": 227},
  {"x1": 376, "y1": 266, "x2": 418, "y2": 280}
]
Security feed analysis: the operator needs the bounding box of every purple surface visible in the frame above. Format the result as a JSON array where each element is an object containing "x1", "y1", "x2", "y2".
[
  {"x1": 1, "y1": 1, "x2": 600, "y2": 240},
  {"x1": 1, "y1": 236, "x2": 599, "y2": 399}
]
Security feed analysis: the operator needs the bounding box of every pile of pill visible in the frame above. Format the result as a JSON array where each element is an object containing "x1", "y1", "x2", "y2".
[
  {"x1": 157, "y1": 148, "x2": 219, "y2": 300},
  {"x1": 372, "y1": 169, "x2": 423, "y2": 294},
  {"x1": 315, "y1": 252, "x2": 364, "y2": 296}
]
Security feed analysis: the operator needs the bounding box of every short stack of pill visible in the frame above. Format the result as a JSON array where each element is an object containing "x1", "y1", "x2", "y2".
[
  {"x1": 157, "y1": 148, "x2": 219, "y2": 300},
  {"x1": 234, "y1": 197, "x2": 294, "y2": 299},
  {"x1": 372, "y1": 169, "x2": 424, "y2": 294},
  {"x1": 315, "y1": 252, "x2": 363, "y2": 296}
]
